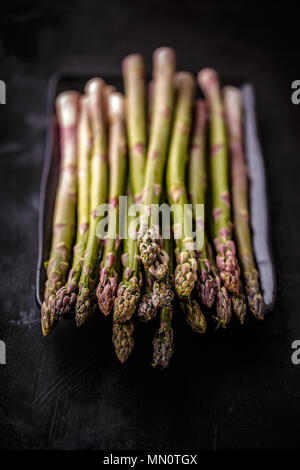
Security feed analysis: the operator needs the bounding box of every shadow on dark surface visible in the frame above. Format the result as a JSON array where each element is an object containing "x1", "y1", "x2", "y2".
[{"x1": 1, "y1": 0, "x2": 300, "y2": 450}]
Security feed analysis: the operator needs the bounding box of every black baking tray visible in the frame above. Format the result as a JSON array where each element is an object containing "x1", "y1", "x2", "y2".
[{"x1": 36, "y1": 73, "x2": 276, "y2": 313}]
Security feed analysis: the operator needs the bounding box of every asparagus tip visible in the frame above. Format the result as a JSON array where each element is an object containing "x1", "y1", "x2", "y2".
[
  {"x1": 113, "y1": 275, "x2": 141, "y2": 323},
  {"x1": 75, "y1": 287, "x2": 96, "y2": 327},
  {"x1": 244, "y1": 271, "x2": 265, "y2": 320},
  {"x1": 197, "y1": 271, "x2": 217, "y2": 308},
  {"x1": 215, "y1": 285, "x2": 232, "y2": 328},
  {"x1": 96, "y1": 268, "x2": 118, "y2": 317},
  {"x1": 54, "y1": 281, "x2": 77, "y2": 317},
  {"x1": 231, "y1": 293, "x2": 247, "y2": 325},
  {"x1": 152, "y1": 325, "x2": 174, "y2": 369},
  {"x1": 137, "y1": 293, "x2": 157, "y2": 322},
  {"x1": 41, "y1": 300, "x2": 57, "y2": 336},
  {"x1": 174, "y1": 253, "x2": 198, "y2": 299},
  {"x1": 112, "y1": 321, "x2": 134, "y2": 363},
  {"x1": 151, "y1": 276, "x2": 175, "y2": 309},
  {"x1": 183, "y1": 299, "x2": 207, "y2": 334},
  {"x1": 215, "y1": 235, "x2": 241, "y2": 296}
]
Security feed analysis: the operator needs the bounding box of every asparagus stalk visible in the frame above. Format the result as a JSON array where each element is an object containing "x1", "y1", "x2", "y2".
[
  {"x1": 138, "y1": 47, "x2": 176, "y2": 280},
  {"x1": 55, "y1": 94, "x2": 91, "y2": 317},
  {"x1": 166, "y1": 72, "x2": 198, "y2": 299},
  {"x1": 41, "y1": 91, "x2": 79, "y2": 336},
  {"x1": 75, "y1": 78, "x2": 108, "y2": 326},
  {"x1": 112, "y1": 188, "x2": 141, "y2": 362},
  {"x1": 113, "y1": 189, "x2": 142, "y2": 323},
  {"x1": 96, "y1": 92, "x2": 127, "y2": 316},
  {"x1": 198, "y1": 68, "x2": 240, "y2": 296},
  {"x1": 188, "y1": 100, "x2": 217, "y2": 307},
  {"x1": 122, "y1": 54, "x2": 147, "y2": 203},
  {"x1": 152, "y1": 236, "x2": 175, "y2": 369},
  {"x1": 181, "y1": 298, "x2": 207, "y2": 334},
  {"x1": 147, "y1": 80, "x2": 154, "y2": 134},
  {"x1": 206, "y1": 240, "x2": 232, "y2": 328},
  {"x1": 223, "y1": 86, "x2": 264, "y2": 320}
]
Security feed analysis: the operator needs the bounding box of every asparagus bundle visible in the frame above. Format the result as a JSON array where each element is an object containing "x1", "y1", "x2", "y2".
[
  {"x1": 122, "y1": 54, "x2": 147, "y2": 204},
  {"x1": 166, "y1": 72, "x2": 198, "y2": 299},
  {"x1": 223, "y1": 86, "x2": 264, "y2": 320},
  {"x1": 41, "y1": 91, "x2": 80, "y2": 336},
  {"x1": 55, "y1": 94, "x2": 91, "y2": 317},
  {"x1": 188, "y1": 100, "x2": 217, "y2": 308},
  {"x1": 75, "y1": 78, "x2": 108, "y2": 326},
  {"x1": 41, "y1": 48, "x2": 269, "y2": 365},
  {"x1": 96, "y1": 92, "x2": 127, "y2": 316},
  {"x1": 138, "y1": 47, "x2": 176, "y2": 280},
  {"x1": 198, "y1": 68, "x2": 240, "y2": 296}
]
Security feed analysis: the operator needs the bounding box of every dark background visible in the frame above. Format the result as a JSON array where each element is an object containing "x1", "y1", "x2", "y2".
[{"x1": 1, "y1": 0, "x2": 300, "y2": 450}]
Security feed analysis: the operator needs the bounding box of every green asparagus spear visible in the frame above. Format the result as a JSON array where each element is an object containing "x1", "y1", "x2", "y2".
[
  {"x1": 75, "y1": 78, "x2": 108, "y2": 326},
  {"x1": 96, "y1": 92, "x2": 127, "y2": 316},
  {"x1": 152, "y1": 236, "x2": 175, "y2": 369},
  {"x1": 113, "y1": 189, "x2": 142, "y2": 323},
  {"x1": 198, "y1": 68, "x2": 240, "y2": 296},
  {"x1": 112, "y1": 188, "x2": 142, "y2": 362},
  {"x1": 122, "y1": 54, "x2": 147, "y2": 203},
  {"x1": 151, "y1": 194, "x2": 175, "y2": 309},
  {"x1": 188, "y1": 99, "x2": 217, "y2": 307},
  {"x1": 138, "y1": 47, "x2": 176, "y2": 280},
  {"x1": 166, "y1": 72, "x2": 198, "y2": 299},
  {"x1": 55, "y1": 94, "x2": 91, "y2": 317},
  {"x1": 41, "y1": 91, "x2": 80, "y2": 336},
  {"x1": 223, "y1": 86, "x2": 264, "y2": 320}
]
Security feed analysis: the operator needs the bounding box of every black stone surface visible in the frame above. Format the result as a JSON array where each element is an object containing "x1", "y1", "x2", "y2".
[{"x1": 0, "y1": 0, "x2": 300, "y2": 450}]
